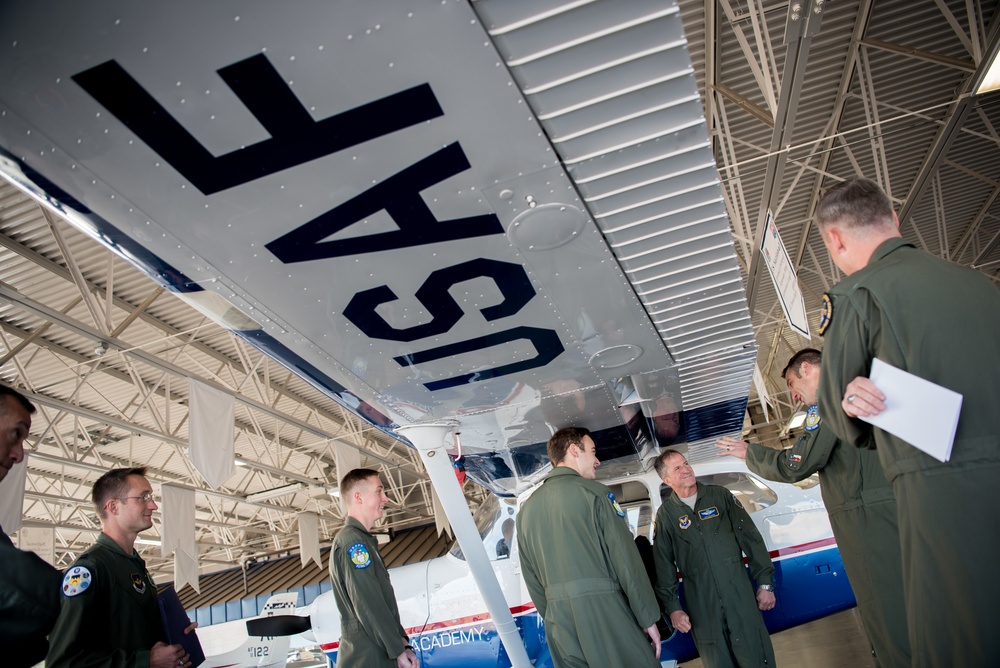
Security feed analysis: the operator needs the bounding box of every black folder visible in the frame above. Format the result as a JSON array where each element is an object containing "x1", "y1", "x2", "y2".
[{"x1": 158, "y1": 585, "x2": 206, "y2": 668}]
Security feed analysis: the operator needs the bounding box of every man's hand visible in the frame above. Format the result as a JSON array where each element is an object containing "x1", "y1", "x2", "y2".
[
  {"x1": 396, "y1": 647, "x2": 420, "y2": 667},
  {"x1": 842, "y1": 376, "x2": 886, "y2": 418},
  {"x1": 669, "y1": 610, "x2": 692, "y2": 633},
  {"x1": 644, "y1": 622, "x2": 662, "y2": 660},
  {"x1": 715, "y1": 436, "x2": 748, "y2": 460},
  {"x1": 149, "y1": 641, "x2": 189, "y2": 668},
  {"x1": 756, "y1": 587, "x2": 776, "y2": 611}
]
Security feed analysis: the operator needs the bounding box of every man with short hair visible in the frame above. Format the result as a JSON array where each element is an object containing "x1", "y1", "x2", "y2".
[
  {"x1": 717, "y1": 348, "x2": 909, "y2": 667},
  {"x1": 0, "y1": 385, "x2": 62, "y2": 668},
  {"x1": 814, "y1": 177, "x2": 1000, "y2": 666},
  {"x1": 516, "y1": 427, "x2": 661, "y2": 668},
  {"x1": 47, "y1": 467, "x2": 195, "y2": 668},
  {"x1": 652, "y1": 449, "x2": 775, "y2": 668},
  {"x1": 329, "y1": 468, "x2": 418, "y2": 668}
]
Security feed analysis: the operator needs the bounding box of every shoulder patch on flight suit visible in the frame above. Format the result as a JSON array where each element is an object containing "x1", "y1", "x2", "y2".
[
  {"x1": 804, "y1": 404, "x2": 821, "y2": 432},
  {"x1": 131, "y1": 573, "x2": 146, "y2": 594},
  {"x1": 62, "y1": 566, "x2": 92, "y2": 597},
  {"x1": 348, "y1": 542, "x2": 372, "y2": 569},
  {"x1": 607, "y1": 492, "x2": 626, "y2": 518},
  {"x1": 698, "y1": 507, "x2": 720, "y2": 520},
  {"x1": 678, "y1": 515, "x2": 691, "y2": 530},
  {"x1": 818, "y1": 293, "x2": 833, "y2": 336}
]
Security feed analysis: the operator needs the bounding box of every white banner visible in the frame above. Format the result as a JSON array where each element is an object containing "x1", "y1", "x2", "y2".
[
  {"x1": 298, "y1": 511, "x2": 322, "y2": 570},
  {"x1": 161, "y1": 484, "x2": 199, "y2": 593},
  {"x1": 187, "y1": 378, "x2": 235, "y2": 489},
  {"x1": 0, "y1": 453, "x2": 27, "y2": 534},
  {"x1": 334, "y1": 442, "x2": 361, "y2": 488},
  {"x1": 431, "y1": 487, "x2": 453, "y2": 538},
  {"x1": 19, "y1": 526, "x2": 54, "y2": 565}
]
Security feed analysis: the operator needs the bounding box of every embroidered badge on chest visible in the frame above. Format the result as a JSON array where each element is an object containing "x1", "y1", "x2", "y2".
[
  {"x1": 608, "y1": 492, "x2": 626, "y2": 518},
  {"x1": 62, "y1": 566, "x2": 92, "y2": 597},
  {"x1": 349, "y1": 542, "x2": 372, "y2": 569},
  {"x1": 131, "y1": 572, "x2": 147, "y2": 594},
  {"x1": 804, "y1": 404, "x2": 821, "y2": 432},
  {"x1": 678, "y1": 515, "x2": 691, "y2": 530},
  {"x1": 819, "y1": 293, "x2": 833, "y2": 336},
  {"x1": 698, "y1": 507, "x2": 720, "y2": 520}
]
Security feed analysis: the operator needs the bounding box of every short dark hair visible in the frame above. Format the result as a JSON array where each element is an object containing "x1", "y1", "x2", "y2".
[
  {"x1": 782, "y1": 348, "x2": 822, "y2": 380},
  {"x1": 653, "y1": 449, "x2": 684, "y2": 479},
  {"x1": 0, "y1": 385, "x2": 36, "y2": 415},
  {"x1": 340, "y1": 468, "x2": 380, "y2": 500},
  {"x1": 93, "y1": 467, "x2": 148, "y2": 519},
  {"x1": 547, "y1": 427, "x2": 590, "y2": 466},
  {"x1": 815, "y1": 178, "x2": 895, "y2": 231}
]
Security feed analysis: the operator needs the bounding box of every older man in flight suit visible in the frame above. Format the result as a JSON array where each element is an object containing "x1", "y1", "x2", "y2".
[
  {"x1": 329, "y1": 468, "x2": 418, "y2": 668},
  {"x1": 653, "y1": 449, "x2": 775, "y2": 668},
  {"x1": 516, "y1": 426, "x2": 661, "y2": 668},
  {"x1": 814, "y1": 177, "x2": 1000, "y2": 666},
  {"x1": 717, "y1": 348, "x2": 909, "y2": 668},
  {"x1": 0, "y1": 385, "x2": 62, "y2": 668}
]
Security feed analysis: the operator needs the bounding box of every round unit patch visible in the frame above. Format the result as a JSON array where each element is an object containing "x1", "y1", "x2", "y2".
[
  {"x1": 804, "y1": 404, "x2": 821, "y2": 432},
  {"x1": 349, "y1": 542, "x2": 372, "y2": 569},
  {"x1": 62, "y1": 566, "x2": 92, "y2": 597},
  {"x1": 818, "y1": 293, "x2": 833, "y2": 336}
]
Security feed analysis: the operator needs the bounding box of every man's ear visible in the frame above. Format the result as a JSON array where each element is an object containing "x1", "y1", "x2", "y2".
[{"x1": 825, "y1": 226, "x2": 846, "y2": 254}]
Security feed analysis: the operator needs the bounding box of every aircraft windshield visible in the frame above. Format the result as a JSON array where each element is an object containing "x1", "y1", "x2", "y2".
[{"x1": 448, "y1": 495, "x2": 517, "y2": 561}]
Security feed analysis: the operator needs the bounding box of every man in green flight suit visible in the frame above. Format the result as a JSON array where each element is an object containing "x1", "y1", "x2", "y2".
[
  {"x1": 0, "y1": 385, "x2": 62, "y2": 668},
  {"x1": 653, "y1": 449, "x2": 775, "y2": 668},
  {"x1": 329, "y1": 468, "x2": 418, "y2": 668},
  {"x1": 516, "y1": 427, "x2": 662, "y2": 668},
  {"x1": 813, "y1": 177, "x2": 1000, "y2": 667},
  {"x1": 47, "y1": 466, "x2": 196, "y2": 668},
  {"x1": 716, "y1": 348, "x2": 909, "y2": 668}
]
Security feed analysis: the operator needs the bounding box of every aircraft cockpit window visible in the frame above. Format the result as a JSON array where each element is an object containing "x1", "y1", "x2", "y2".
[
  {"x1": 448, "y1": 495, "x2": 517, "y2": 562},
  {"x1": 691, "y1": 472, "x2": 778, "y2": 514}
]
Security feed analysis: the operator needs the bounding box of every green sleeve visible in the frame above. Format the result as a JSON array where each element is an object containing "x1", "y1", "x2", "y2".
[
  {"x1": 596, "y1": 493, "x2": 659, "y2": 628},
  {"x1": 0, "y1": 536, "x2": 62, "y2": 666},
  {"x1": 46, "y1": 560, "x2": 151, "y2": 668},
  {"x1": 338, "y1": 543, "x2": 406, "y2": 660},
  {"x1": 726, "y1": 492, "x2": 774, "y2": 587},
  {"x1": 652, "y1": 505, "x2": 683, "y2": 615},
  {"x1": 514, "y1": 515, "x2": 547, "y2": 619},
  {"x1": 745, "y1": 426, "x2": 835, "y2": 483},
  {"x1": 818, "y1": 291, "x2": 878, "y2": 448}
]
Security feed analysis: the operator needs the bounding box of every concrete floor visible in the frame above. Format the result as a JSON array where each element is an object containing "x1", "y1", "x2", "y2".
[{"x1": 679, "y1": 608, "x2": 876, "y2": 668}]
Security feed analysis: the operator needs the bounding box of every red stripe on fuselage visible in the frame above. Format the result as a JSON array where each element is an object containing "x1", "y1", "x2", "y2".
[{"x1": 319, "y1": 539, "x2": 838, "y2": 652}]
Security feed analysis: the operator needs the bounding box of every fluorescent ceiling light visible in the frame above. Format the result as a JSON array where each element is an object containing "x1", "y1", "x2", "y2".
[
  {"x1": 786, "y1": 411, "x2": 807, "y2": 431},
  {"x1": 246, "y1": 482, "x2": 305, "y2": 503},
  {"x1": 978, "y1": 49, "x2": 1000, "y2": 94},
  {"x1": 328, "y1": 487, "x2": 341, "y2": 498}
]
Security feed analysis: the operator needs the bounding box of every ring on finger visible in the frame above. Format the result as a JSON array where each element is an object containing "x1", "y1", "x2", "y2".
[{"x1": 846, "y1": 394, "x2": 857, "y2": 403}]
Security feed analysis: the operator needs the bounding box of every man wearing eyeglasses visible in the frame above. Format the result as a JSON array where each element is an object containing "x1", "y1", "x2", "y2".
[{"x1": 48, "y1": 467, "x2": 195, "y2": 668}]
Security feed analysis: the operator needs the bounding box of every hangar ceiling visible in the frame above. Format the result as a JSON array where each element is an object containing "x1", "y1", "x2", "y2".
[{"x1": 1, "y1": 0, "x2": 998, "y2": 581}]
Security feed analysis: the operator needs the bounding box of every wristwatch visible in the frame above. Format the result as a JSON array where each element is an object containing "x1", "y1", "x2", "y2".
[{"x1": 758, "y1": 584, "x2": 774, "y2": 592}]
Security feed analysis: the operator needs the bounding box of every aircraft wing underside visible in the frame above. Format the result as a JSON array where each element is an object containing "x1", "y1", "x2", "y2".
[{"x1": 0, "y1": 0, "x2": 755, "y2": 495}]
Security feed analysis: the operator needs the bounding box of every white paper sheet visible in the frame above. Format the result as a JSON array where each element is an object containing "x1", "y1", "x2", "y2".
[{"x1": 860, "y1": 358, "x2": 962, "y2": 462}]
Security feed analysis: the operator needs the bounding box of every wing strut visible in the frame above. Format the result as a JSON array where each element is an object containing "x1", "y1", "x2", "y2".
[{"x1": 397, "y1": 424, "x2": 532, "y2": 668}]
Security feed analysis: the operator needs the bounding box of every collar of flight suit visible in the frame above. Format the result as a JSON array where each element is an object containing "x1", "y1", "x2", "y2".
[
  {"x1": 867, "y1": 237, "x2": 914, "y2": 267},
  {"x1": 545, "y1": 466, "x2": 583, "y2": 482},
  {"x1": 95, "y1": 531, "x2": 143, "y2": 561}
]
